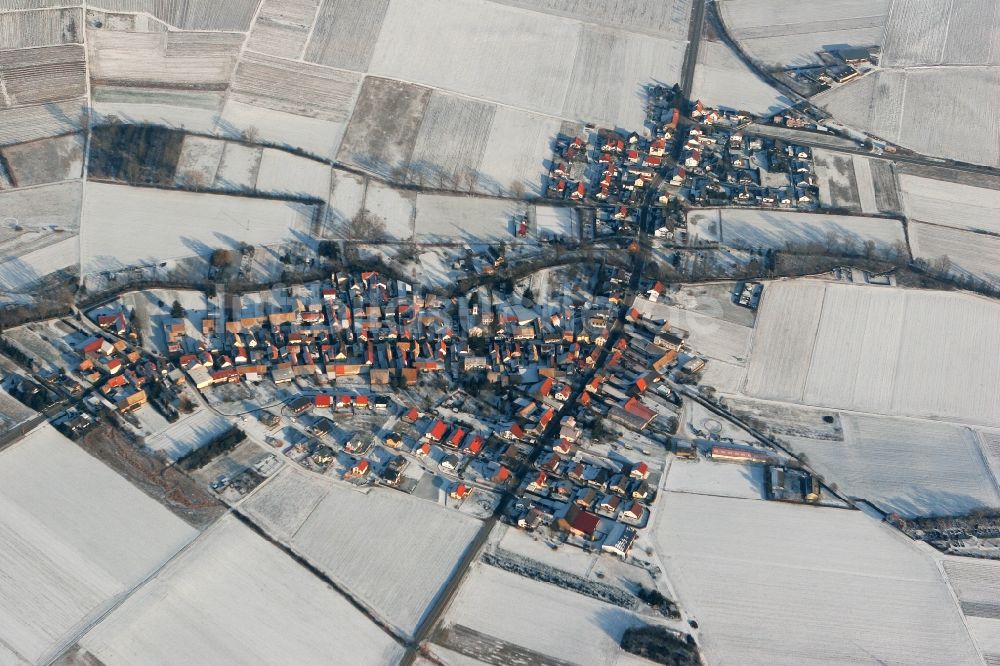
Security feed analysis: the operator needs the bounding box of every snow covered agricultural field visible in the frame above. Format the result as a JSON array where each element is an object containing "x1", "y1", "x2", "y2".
[
  {"x1": 909, "y1": 222, "x2": 1000, "y2": 289},
  {"x1": 786, "y1": 414, "x2": 1000, "y2": 518},
  {"x1": 241, "y1": 465, "x2": 481, "y2": 638},
  {"x1": 80, "y1": 183, "x2": 317, "y2": 275},
  {"x1": 435, "y1": 561, "x2": 653, "y2": 666},
  {"x1": 688, "y1": 208, "x2": 905, "y2": 255},
  {"x1": 0, "y1": 236, "x2": 78, "y2": 292},
  {"x1": 414, "y1": 195, "x2": 523, "y2": 244},
  {"x1": 0, "y1": 424, "x2": 197, "y2": 664},
  {"x1": 744, "y1": 280, "x2": 1000, "y2": 425},
  {"x1": 691, "y1": 40, "x2": 790, "y2": 115},
  {"x1": 664, "y1": 458, "x2": 765, "y2": 500},
  {"x1": 718, "y1": 0, "x2": 890, "y2": 68},
  {"x1": 79, "y1": 514, "x2": 404, "y2": 666},
  {"x1": 898, "y1": 174, "x2": 1000, "y2": 234},
  {"x1": 942, "y1": 557, "x2": 1000, "y2": 663},
  {"x1": 655, "y1": 492, "x2": 981, "y2": 665}
]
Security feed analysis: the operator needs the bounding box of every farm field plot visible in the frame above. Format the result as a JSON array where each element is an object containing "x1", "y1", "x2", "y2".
[
  {"x1": 145, "y1": 409, "x2": 234, "y2": 461},
  {"x1": 212, "y1": 141, "x2": 261, "y2": 190},
  {"x1": 87, "y1": 30, "x2": 242, "y2": 88},
  {"x1": 944, "y1": 557, "x2": 1000, "y2": 616},
  {"x1": 1, "y1": 133, "x2": 83, "y2": 187},
  {"x1": 83, "y1": 0, "x2": 260, "y2": 31},
  {"x1": 899, "y1": 174, "x2": 1000, "y2": 234},
  {"x1": 81, "y1": 183, "x2": 316, "y2": 275},
  {"x1": 254, "y1": 148, "x2": 331, "y2": 200},
  {"x1": 242, "y1": 465, "x2": 481, "y2": 639},
  {"x1": 0, "y1": 234, "x2": 77, "y2": 291},
  {"x1": 488, "y1": 0, "x2": 692, "y2": 39},
  {"x1": 0, "y1": 386, "x2": 35, "y2": 436},
  {"x1": 414, "y1": 194, "x2": 521, "y2": 244},
  {"x1": 0, "y1": 99, "x2": 85, "y2": 145},
  {"x1": 813, "y1": 149, "x2": 860, "y2": 211},
  {"x1": 230, "y1": 50, "x2": 362, "y2": 123},
  {"x1": 699, "y1": 359, "x2": 747, "y2": 394},
  {"x1": 818, "y1": 68, "x2": 999, "y2": 167},
  {"x1": 0, "y1": 44, "x2": 86, "y2": 107},
  {"x1": 79, "y1": 514, "x2": 405, "y2": 666},
  {"x1": 787, "y1": 414, "x2": 1000, "y2": 518},
  {"x1": 219, "y1": 99, "x2": 348, "y2": 161},
  {"x1": 851, "y1": 155, "x2": 878, "y2": 214},
  {"x1": 664, "y1": 459, "x2": 764, "y2": 499},
  {"x1": 407, "y1": 92, "x2": 494, "y2": 189},
  {"x1": 655, "y1": 492, "x2": 981, "y2": 665},
  {"x1": 303, "y1": 0, "x2": 390, "y2": 71},
  {"x1": 364, "y1": 181, "x2": 415, "y2": 241},
  {"x1": 561, "y1": 25, "x2": 685, "y2": 129},
  {"x1": 476, "y1": 106, "x2": 562, "y2": 197},
  {"x1": 436, "y1": 562, "x2": 652, "y2": 666},
  {"x1": 245, "y1": 0, "x2": 321, "y2": 59},
  {"x1": 337, "y1": 76, "x2": 431, "y2": 178},
  {"x1": 745, "y1": 280, "x2": 1000, "y2": 425},
  {"x1": 870, "y1": 159, "x2": 901, "y2": 213},
  {"x1": 881, "y1": 0, "x2": 998, "y2": 67},
  {"x1": 368, "y1": 0, "x2": 578, "y2": 117},
  {"x1": 909, "y1": 222, "x2": 1000, "y2": 288},
  {"x1": 173, "y1": 134, "x2": 224, "y2": 187},
  {"x1": 691, "y1": 40, "x2": 790, "y2": 115},
  {"x1": 0, "y1": 423, "x2": 197, "y2": 664},
  {"x1": 0, "y1": 180, "x2": 81, "y2": 232},
  {"x1": 0, "y1": 7, "x2": 81, "y2": 50},
  {"x1": 691, "y1": 208, "x2": 905, "y2": 255},
  {"x1": 718, "y1": 0, "x2": 889, "y2": 68},
  {"x1": 325, "y1": 169, "x2": 366, "y2": 233}
]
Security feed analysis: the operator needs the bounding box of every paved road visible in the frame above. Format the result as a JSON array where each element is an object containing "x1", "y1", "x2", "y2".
[{"x1": 679, "y1": 0, "x2": 708, "y2": 103}]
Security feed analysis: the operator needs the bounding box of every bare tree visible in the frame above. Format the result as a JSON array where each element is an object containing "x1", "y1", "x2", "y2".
[
  {"x1": 509, "y1": 180, "x2": 526, "y2": 199},
  {"x1": 211, "y1": 249, "x2": 236, "y2": 269},
  {"x1": 241, "y1": 126, "x2": 259, "y2": 144},
  {"x1": 344, "y1": 208, "x2": 387, "y2": 241},
  {"x1": 461, "y1": 167, "x2": 480, "y2": 193}
]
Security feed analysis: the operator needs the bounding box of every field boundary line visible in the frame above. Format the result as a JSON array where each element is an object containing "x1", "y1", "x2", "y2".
[{"x1": 299, "y1": 0, "x2": 325, "y2": 61}]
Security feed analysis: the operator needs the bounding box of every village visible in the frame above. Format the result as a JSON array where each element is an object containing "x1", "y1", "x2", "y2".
[{"x1": 0, "y1": 259, "x2": 844, "y2": 568}]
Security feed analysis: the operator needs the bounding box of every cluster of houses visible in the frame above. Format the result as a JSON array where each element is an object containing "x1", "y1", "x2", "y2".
[
  {"x1": 671, "y1": 101, "x2": 820, "y2": 209},
  {"x1": 78, "y1": 319, "x2": 187, "y2": 418},
  {"x1": 544, "y1": 85, "x2": 680, "y2": 228},
  {"x1": 780, "y1": 46, "x2": 878, "y2": 97}
]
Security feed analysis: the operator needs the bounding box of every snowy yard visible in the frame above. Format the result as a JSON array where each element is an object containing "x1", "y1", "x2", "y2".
[
  {"x1": 414, "y1": 194, "x2": 524, "y2": 244},
  {"x1": 663, "y1": 458, "x2": 765, "y2": 500},
  {"x1": 0, "y1": 424, "x2": 196, "y2": 664},
  {"x1": 80, "y1": 514, "x2": 404, "y2": 666}
]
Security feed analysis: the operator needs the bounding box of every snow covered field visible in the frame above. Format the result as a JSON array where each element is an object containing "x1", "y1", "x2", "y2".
[
  {"x1": 437, "y1": 562, "x2": 652, "y2": 666},
  {"x1": 0, "y1": 235, "x2": 78, "y2": 291},
  {"x1": 787, "y1": 414, "x2": 1000, "y2": 517},
  {"x1": 254, "y1": 148, "x2": 332, "y2": 200},
  {"x1": 80, "y1": 514, "x2": 404, "y2": 666},
  {"x1": 909, "y1": 222, "x2": 1000, "y2": 288},
  {"x1": 689, "y1": 208, "x2": 905, "y2": 255},
  {"x1": 476, "y1": 107, "x2": 562, "y2": 196},
  {"x1": 365, "y1": 181, "x2": 415, "y2": 241},
  {"x1": 0, "y1": 424, "x2": 197, "y2": 664},
  {"x1": 899, "y1": 174, "x2": 1000, "y2": 234},
  {"x1": 326, "y1": 169, "x2": 366, "y2": 232},
  {"x1": 944, "y1": 557, "x2": 1000, "y2": 663},
  {"x1": 414, "y1": 194, "x2": 521, "y2": 244},
  {"x1": 655, "y1": 492, "x2": 980, "y2": 665},
  {"x1": 744, "y1": 280, "x2": 1000, "y2": 425},
  {"x1": 691, "y1": 41, "x2": 790, "y2": 115},
  {"x1": 718, "y1": 0, "x2": 890, "y2": 67},
  {"x1": 533, "y1": 205, "x2": 577, "y2": 242},
  {"x1": 241, "y1": 465, "x2": 481, "y2": 638},
  {"x1": 81, "y1": 183, "x2": 316, "y2": 275}
]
